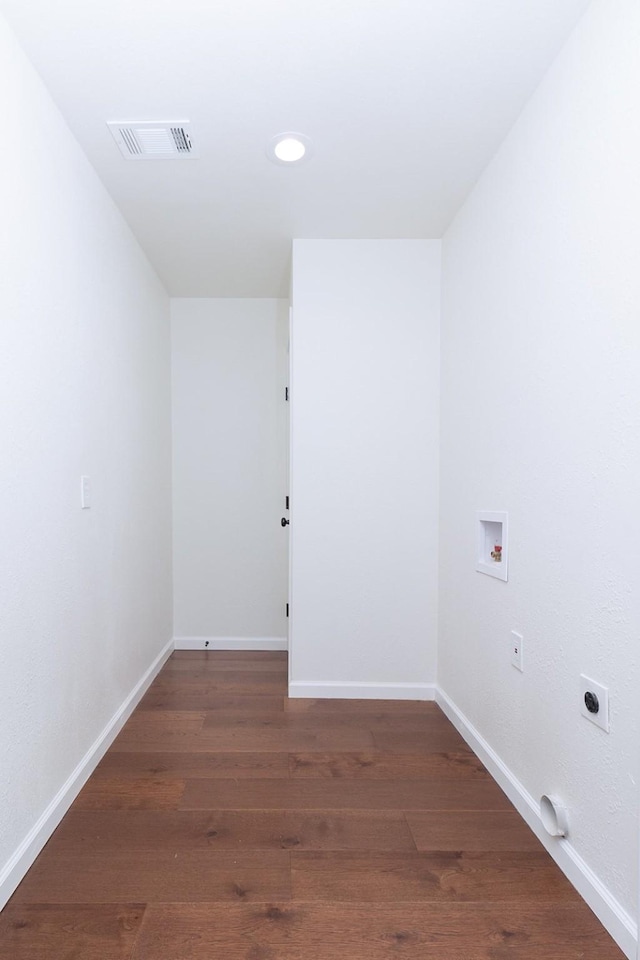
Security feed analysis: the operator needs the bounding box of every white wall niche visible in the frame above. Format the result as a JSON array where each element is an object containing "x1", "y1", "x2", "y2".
[{"x1": 476, "y1": 511, "x2": 508, "y2": 581}]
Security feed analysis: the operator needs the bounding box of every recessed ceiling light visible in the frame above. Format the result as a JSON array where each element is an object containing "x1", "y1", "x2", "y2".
[
  {"x1": 267, "y1": 132, "x2": 313, "y2": 166},
  {"x1": 275, "y1": 138, "x2": 305, "y2": 162}
]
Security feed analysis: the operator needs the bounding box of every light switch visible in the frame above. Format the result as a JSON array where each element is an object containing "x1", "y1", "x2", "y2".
[{"x1": 81, "y1": 475, "x2": 91, "y2": 509}]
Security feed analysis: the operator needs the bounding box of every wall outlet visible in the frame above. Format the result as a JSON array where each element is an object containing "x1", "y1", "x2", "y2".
[
  {"x1": 579, "y1": 675, "x2": 609, "y2": 732},
  {"x1": 511, "y1": 630, "x2": 523, "y2": 671}
]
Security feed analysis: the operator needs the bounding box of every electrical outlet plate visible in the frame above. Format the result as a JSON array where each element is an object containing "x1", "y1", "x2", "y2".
[
  {"x1": 579, "y1": 674, "x2": 609, "y2": 732},
  {"x1": 511, "y1": 631, "x2": 523, "y2": 671}
]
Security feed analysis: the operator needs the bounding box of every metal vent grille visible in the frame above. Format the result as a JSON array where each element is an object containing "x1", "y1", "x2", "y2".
[
  {"x1": 107, "y1": 121, "x2": 197, "y2": 160},
  {"x1": 171, "y1": 127, "x2": 193, "y2": 153}
]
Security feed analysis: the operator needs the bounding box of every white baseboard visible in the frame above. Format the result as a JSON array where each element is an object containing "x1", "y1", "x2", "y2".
[
  {"x1": 174, "y1": 636, "x2": 288, "y2": 651},
  {"x1": 0, "y1": 637, "x2": 174, "y2": 911},
  {"x1": 288, "y1": 681, "x2": 436, "y2": 700},
  {"x1": 435, "y1": 686, "x2": 637, "y2": 960}
]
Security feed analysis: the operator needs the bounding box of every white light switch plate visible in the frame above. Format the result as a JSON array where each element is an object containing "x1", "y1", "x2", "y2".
[
  {"x1": 579, "y1": 674, "x2": 609, "y2": 732},
  {"x1": 81, "y1": 475, "x2": 91, "y2": 509}
]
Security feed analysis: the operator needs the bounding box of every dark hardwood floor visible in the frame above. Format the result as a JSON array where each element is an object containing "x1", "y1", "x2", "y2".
[{"x1": 0, "y1": 650, "x2": 625, "y2": 959}]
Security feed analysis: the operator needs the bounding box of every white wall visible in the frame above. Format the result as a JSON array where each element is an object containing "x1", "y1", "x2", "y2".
[
  {"x1": 290, "y1": 240, "x2": 440, "y2": 696},
  {"x1": 439, "y1": 0, "x2": 639, "y2": 941},
  {"x1": 172, "y1": 299, "x2": 289, "y2": 645},
  {"x1": 0, "y1": 13, "x2": 172, "y2": 902}
]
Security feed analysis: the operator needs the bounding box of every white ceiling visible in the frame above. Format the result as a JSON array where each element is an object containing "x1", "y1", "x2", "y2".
[{"x1": 1, "y1": 0, "x2": 590, "y2": 297}]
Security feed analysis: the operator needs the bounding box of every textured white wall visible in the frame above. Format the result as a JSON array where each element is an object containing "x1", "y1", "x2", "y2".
[
  {"x1": 290, "y1": 240, "x2": 440, "y2": 693},
  {"x1": 171, "y1": 299, "x2": 289, "y2": 641},
  {"x1": 0, "y1": 13, "x2": 172, "y2": 887},
  {"x1": 439, "y1": 0, "x2": 639, "y2": 921}
]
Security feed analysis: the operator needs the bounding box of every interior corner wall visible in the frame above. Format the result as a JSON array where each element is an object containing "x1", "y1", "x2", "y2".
[
  {"x1": 0, "y1": 13, "x2": 172, "y2": 900},
  {"x1": 439, "y1": 0, "x2": 639, "y2": 932},
  {"x1": 171, "y1": 298, "x2": 289, "y2": 646},
  {"x1": 290, "y1": 240, "x2": 440, "y2": 695}
]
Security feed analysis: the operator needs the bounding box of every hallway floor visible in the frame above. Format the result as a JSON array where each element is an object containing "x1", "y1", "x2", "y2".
[{"x1": 0, "y1": 651, "x2": 625, "y2": 959}]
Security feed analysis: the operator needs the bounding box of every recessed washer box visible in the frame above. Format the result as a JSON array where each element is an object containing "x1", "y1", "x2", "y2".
[{"x1": 476, "y1": 511, "x2": 508, "y2": 581}]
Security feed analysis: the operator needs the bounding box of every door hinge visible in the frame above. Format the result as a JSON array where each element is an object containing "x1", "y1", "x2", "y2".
[
  {"x1": 285, "y1": 386, "x2": 289, "y2": 401},
  {"x1": 285, "y1": 495, "x2": 289, "y2": 510},
  {"x1": 286, "y1": 603, "x2": 289, "y2": 618}
]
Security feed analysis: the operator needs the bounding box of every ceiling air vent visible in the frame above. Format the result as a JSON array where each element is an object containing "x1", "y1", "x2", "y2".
[{"x1": 107, "y1": 121, "x2": 198, "y2": 160}]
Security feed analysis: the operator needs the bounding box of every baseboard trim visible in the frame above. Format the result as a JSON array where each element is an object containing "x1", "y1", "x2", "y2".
[
  {"x1": 0, "y1": 637, "x2": 174, "y2": 911},
  {"x1": 174, "y1": 636, "x2": 288, "y2": 651},
  {"x1": 435, "y1": 686, "x2": 637, "y2": 960},
  {"x1": 288, "y1": 681, "x2": 436, "y2": 700}
]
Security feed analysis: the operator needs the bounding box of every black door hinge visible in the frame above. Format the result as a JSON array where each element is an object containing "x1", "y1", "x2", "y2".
[
  {"x1": 285, "y1": 495, "x2": 289, "y2": 510},
  {"x1": 286, "y1": 603, "x2": 289, "y2": 618},
  {"x1": 285, "y1": 387, "x2": 289, "y2": 401}
]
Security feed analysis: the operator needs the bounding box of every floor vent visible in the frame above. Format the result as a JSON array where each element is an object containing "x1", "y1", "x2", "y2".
[{"x1": 107, "y1": 121, "x2": 198, "y2": 160}]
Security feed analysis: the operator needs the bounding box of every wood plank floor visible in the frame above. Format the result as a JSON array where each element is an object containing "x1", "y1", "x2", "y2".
[{"x1": 0, "y1": 650, "x2": 625, "y2": 959}]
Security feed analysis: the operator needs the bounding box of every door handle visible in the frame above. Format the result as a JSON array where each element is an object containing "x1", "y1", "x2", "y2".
[{"x1": 281, "y1": 517, "x2": 290, "y2": 527}]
